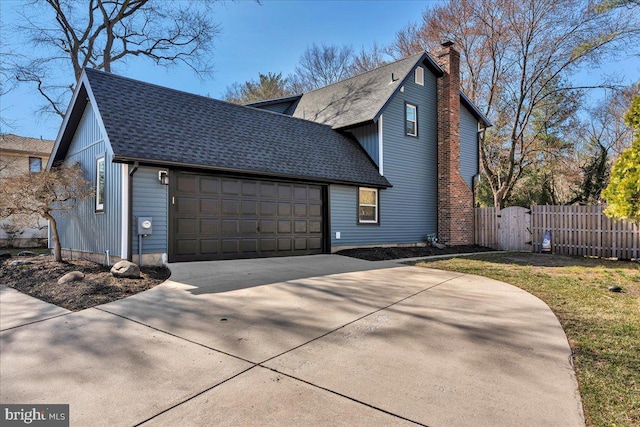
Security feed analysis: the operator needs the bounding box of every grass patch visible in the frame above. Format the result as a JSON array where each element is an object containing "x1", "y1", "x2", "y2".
[{"x1": 415, "y1": 253, "x2": 639, "y2": 427}]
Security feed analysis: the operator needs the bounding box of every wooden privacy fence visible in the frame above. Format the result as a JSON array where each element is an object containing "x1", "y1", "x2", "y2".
[{"x1": 475, "y1": 205, "x2": 640, "y2": 259}]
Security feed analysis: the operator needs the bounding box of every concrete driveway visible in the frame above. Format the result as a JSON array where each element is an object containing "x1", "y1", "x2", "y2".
[{"x1": 0, "y1": 255, "x2": 584, "y2": 426}]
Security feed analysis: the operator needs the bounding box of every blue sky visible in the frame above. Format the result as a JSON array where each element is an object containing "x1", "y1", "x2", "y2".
[{"x1": 1, "y1": 0, "x2": 638, "y2": 141}]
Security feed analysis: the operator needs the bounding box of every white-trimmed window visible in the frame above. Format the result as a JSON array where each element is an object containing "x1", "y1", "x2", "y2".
[
  {"x1": 358, "y1": 188, "x2": 378, "y2": 224},
  {"x1": 29, "y1": 157, "x2": 42, "y2": 173},
  {"x1": 415, "y1": 66, "x2": 424, "y2": 85},
  {"x1": 96, "y1": 157, "x2": 105, "y2": 212},
  {"x1": 405, "y1": 103, "x2": 418, "y2": 137}
]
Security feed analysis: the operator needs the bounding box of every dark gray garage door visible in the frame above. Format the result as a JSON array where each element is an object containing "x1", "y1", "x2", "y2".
[{"x1": 169, "y1": 172, "x2": 325, "y2": 262}]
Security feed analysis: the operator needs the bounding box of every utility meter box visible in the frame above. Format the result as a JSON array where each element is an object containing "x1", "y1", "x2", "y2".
[{"x1": 137, "y1": 217, "x2": 153, "y2": 235}]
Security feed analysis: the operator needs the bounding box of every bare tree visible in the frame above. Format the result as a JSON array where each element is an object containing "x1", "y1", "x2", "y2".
[
  {"x1": 224, "y1": 72, "x2": 295, "y2": 104},
  {"x1": 12, "y1": 0, "x2": 223, "y2": 117},
  {"x1": 351, "y1": 42, "x2": 389, "y2": 75},
  {"x1": 0, "y1": 163, "x2": 93, "y2": 261},
  {"x1": 388, "y1": 0, "x2": 639, "y2": 208},
  {"x1": 289, "y1": 43, "x2": 355, "y2": 93}
]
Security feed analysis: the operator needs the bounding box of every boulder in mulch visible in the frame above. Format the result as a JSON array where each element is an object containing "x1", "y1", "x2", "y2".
[
  {"x1": 58, "y1": 271, "x2": 85, "y2": 285},
  {"x1": 110, "y1": 260, "x2": 140, "y2": 279},
  {"x1": 9, "y1": 260, "x2": 32, "y2": 267},
  {"x1": 17, "y1": 251, "x2": 38, "y2": 257}
]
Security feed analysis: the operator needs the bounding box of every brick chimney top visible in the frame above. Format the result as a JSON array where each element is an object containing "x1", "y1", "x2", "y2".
[{"x1": 441, "y1": 40, "x2": 455, "y2": 48}]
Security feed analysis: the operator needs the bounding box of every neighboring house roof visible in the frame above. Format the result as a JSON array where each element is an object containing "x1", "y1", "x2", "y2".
[
  {"x1": 291, "y1": 53, "x2": 436, "y2": 129},
  {"x1": 52, "y1": 69, "x2": 390, "y2": 188},
  {"x1": 0, "y1": 134, "x2": 54, "y2": 156}
]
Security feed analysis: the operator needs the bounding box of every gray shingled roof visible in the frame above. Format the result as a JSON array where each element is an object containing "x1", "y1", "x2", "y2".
[
  {"x1": 292, "y1": 53, "x2": 428, "y2": 129},
  {"x1": 0, "y1": 134, "x2": 54, "y2": 155},
  {"x1": 81, "y1": 69, "x2": 389, "y2": 188}
]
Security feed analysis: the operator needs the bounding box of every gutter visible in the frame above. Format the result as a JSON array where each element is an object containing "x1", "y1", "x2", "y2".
[
  {"x1": 112, "y1": 156, "x2": 392, "y2": 189},
  {"x1": 127, "y1": 161, "x2": 139, "y2": 262}
]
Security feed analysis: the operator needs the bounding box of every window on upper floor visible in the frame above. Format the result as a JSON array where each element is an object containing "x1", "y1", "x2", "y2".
[
  {"x1": 96, "y1": 157, "x2": 105, "y2": 212},
  {"x1": 358, "y1": 187, "x2": 379, "y2": 224},
  {"x1": 29, "y1": 157, "x2": 42, "y2": 173},
  {"x1": 415, "y1": 66, "x2": 424, "y2": 86},
  {"x1": 405, "y1": 103, "x2": 418, "y2": 137}
]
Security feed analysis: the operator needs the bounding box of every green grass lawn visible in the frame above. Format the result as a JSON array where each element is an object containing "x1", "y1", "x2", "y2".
[{"x1": 416, "y1": 253, "x2": 640, "y2": 427}]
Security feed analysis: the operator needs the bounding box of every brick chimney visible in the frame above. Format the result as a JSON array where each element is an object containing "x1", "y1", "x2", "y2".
[{"x1": 436, "y1": 41, "x2": 474, "y2": 245}]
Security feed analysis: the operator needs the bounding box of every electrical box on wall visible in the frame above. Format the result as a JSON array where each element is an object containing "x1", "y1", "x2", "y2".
[{"x1": 137, "y1": 217, "x2": 153, "y2": 235}]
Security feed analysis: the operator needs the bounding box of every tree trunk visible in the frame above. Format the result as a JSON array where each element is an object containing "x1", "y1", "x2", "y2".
[{"x1": 44, "y1": 214, "x2": 62, "y2": 262}]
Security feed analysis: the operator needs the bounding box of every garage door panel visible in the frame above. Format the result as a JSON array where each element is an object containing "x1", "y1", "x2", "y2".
[
  {"x1": 260, "y1": 238, "x2": 277, "y2": 252},
  {"x1": 221, "y1": 240, "x2": 239, "y2": 253},
  {"x1": 278, "y1": 185, "x2": 292, "y2": 199},
  {"x1": 260, "y1": 220, "x2": 276, "y2": 234},
  {"x1": 241, "y1": 239, "x2": 258, "y2": 253},
  {"x1": 200, "y1": 240, "x2": 219, "y2": 254},
  {"x1": 222, "y1": 199, "x2": 239, "y2": 215},
  {"x1": 309, "y1": 237, "x2": 322, "y2": 250},
  {"x1": 294, "y1": 220, "x2": 307, "y2": 233},
  {"x1": 278, "y1": 220, "x2": 292, "y2": 233},
  {"x1": 260, "y1": 201, "x2": 276, "y2": 216},
  {"x1": 309, "y1": 220, "x2": 322, "y2": 234},
  {"x1": 171, "y1": 173, "x2": 324, "y2": 261},
  {"x1": 309, "y1": 187, "x2": 321, "y2": 201},
  {"x1": 278, "y1": 238, "x2": 292, "y2": 251},
  {"x1": 177, "y1": 198, "x2": 197, "y2": 214},
  {"x1": 177, "y1": 239, "x2": 197, "y2": 255},
  {"x1": 200, "y1": 219, "x2": 219, "y2": 235},
  {"x1": 241, "y1": 220, "x2": 258, "y2": 235},
  {"x1": 222, "y1": 179, "x2": 240, "y2": 195},
  {"x1": 294, "y1": 203, "x2": 307, "y2": 216},
  {"x1": 309, "y1": 204, "x2": 322, "y2": 217},
  {"x1": 221, "y1": 220, "x2": 239, "y2": 235},
  {"x1": 242, "y1": 181, "x2": 258, "y2": 196},
  {"x1": 177, "y1": 175, "x2": 197, "y2": 193},
  {"x1": 199, "y1": 177, "x2": 219, "y2": 194},
  {"x1": 242, "y1": 200, "x2": 257, "y2": 215},
  {"x1": 278, "y1": 202, "x2": 291, "y2": 216},
  {"x1": 176, "y1": 218, "x2": 197, "y2": 234}
]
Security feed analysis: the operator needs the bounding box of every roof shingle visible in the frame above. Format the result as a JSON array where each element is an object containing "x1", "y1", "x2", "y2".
[{"x1": 83, "y1": 69, "x2": 390, "y2": 188}]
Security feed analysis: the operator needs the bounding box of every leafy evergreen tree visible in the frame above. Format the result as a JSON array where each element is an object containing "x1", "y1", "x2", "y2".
[{"x1": 602, "y1": 86, "x2": 640, "y2": 223}]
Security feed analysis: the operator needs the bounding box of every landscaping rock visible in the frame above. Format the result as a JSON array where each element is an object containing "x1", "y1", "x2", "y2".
[
  {"x1": 17, "y1": 251, "x2": 37, "y2": 257},
  {"x1": 0, "y1": 251, "x2": 11, "y2": 260},
  {"x1": 110, "y1": 260, "x2": 140, "y2": 278},
  {"x1": 58, "y1": 271, "x2": 85, "y2": 285},
  {"x1": 9, "y1": 260, "x2": 33, "y2": 267}
]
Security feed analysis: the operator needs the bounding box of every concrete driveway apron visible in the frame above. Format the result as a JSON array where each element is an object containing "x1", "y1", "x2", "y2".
[{"x1": 0, "y1": 255, "x2": 584, "y2": 426}]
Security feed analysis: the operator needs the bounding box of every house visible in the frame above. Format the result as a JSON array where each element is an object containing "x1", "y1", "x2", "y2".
[
  {"x1": 48, "y1": 42, "x2": 490, "y2": 265},
  {"x1": 0, "y1": 134, "x2": 55, "y2": 247}
]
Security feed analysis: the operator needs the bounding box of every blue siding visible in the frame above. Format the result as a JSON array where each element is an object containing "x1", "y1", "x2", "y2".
[
  {"x1": 347, "y1": 123, "x2": 379, "y2": 166},
  {"x1": 54, "y1": 103, "x2": 123, "y2": 256},
  {"x1": 460, "y1": 105, "x2": 479, "y2": 188},
  {"x1": 330, "y1": 64, "x2": 438, "y2": 247},
  {"x1": 131, "y1": 167, "x2": 168, "y2": 254}
]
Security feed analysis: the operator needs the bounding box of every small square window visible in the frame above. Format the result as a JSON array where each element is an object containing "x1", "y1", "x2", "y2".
[
  {"x1": 29, "y1": 157, "x2": 42, "y2": 173},
  {"x1": 405, "y1": 103, "x2": 417, "y2": 137},
  {"x1": 415, "y1": 66, "x2": 424, "y2": 86},
  {"x1": 96, "y1": 157, "x2": 105, "y2": 212},
  {"x1": 358, "y1": 188, "x2": 378, "y2": 224}
]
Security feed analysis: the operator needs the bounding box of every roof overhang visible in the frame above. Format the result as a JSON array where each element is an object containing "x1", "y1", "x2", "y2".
[
  {"x1": 111, "y1": 155, "x2": 392, "y2": 189},
  {"x1": 460, "y1": 91, "x2": 492, "y2": 128}
]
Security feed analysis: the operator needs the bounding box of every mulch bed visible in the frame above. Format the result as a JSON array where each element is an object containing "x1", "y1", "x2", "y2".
[
  {"x1": 0, "y1": 255, "x2": 171, "y2": 311},
  {"x1": 336, "y1": 244, "x2": 495, "y2": 261}
]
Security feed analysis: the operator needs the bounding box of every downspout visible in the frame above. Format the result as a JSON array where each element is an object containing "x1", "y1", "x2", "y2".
[{"x1": 127, "y1": 161, "x2": 139, "y2": 262}]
